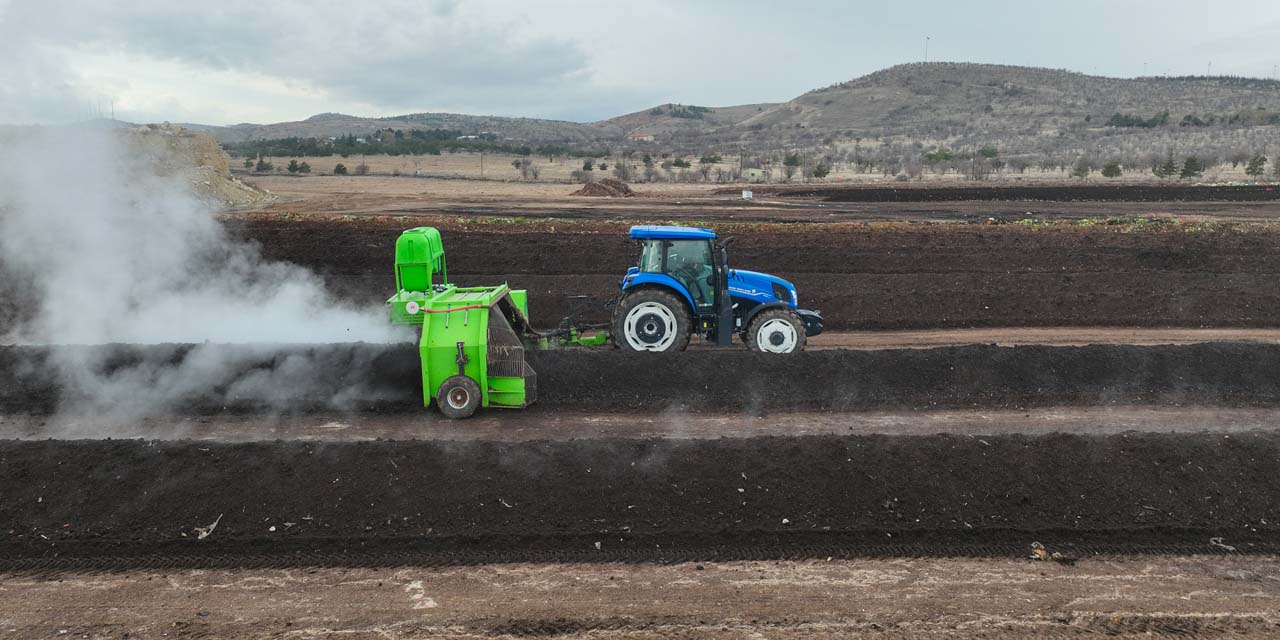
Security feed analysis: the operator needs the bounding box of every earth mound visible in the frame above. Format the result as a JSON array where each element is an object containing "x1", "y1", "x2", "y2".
[{"x1": 570, "y1": 178, "x2": 635, "y2": 197}]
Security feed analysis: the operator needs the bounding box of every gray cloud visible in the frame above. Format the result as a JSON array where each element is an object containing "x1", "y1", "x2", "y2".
[
  {"x1": 0, "y1": 0, "x2": 605, "y2": 122},
  {"x1": 1, "y1": 0, "x2": 1276, "y2": 126}
]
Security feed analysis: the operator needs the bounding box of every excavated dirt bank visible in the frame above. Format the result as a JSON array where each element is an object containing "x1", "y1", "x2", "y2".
[
  {"x1": 1, "y1": 432, "x2": 1277, "y2": 563},
  {"x1": 4, "y1": 342, "x2": 1280, "y2": 416}
]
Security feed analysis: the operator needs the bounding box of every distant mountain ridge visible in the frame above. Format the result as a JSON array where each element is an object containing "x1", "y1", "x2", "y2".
[{"x1": 190, "y1": 62, "x2": 1280, "y2": 159}]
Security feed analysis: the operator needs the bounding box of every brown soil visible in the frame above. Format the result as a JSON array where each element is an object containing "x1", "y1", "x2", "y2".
[
  {"x1": 7, "y1": 342, "x2": 1280, "y2": 416},
  {"x1": 725, "y1": 183, "x2": 1280, "y2": 202},
  {"x1": 217, "y1": 215, "x2": 1280, "y2": 332},
  {"x1": 7, "y1": 406, "x2": 1280, "y2": 443},
  {"x1": 2, "y1": 431, "x2": 1278, "y2": 565},
  {"x1": 569, "y1": 178, "x2": 635, "y2": 197},
  {"x1": 3, "y1": 557, "x2": 1277, "y2": 638}
]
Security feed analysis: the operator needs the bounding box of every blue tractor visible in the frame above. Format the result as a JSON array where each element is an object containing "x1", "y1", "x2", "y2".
[{"x1": 613, "y1": 225, "x2": 823, "y2": 353}]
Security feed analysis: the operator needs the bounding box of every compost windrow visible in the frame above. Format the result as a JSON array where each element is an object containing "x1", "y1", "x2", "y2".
[
  {"x1": 8, "y1": 217, "x2": 1280, "y2": 333},
  {"x1": 1, "y1": 432, "x2": 1277, "y2": 564},
  {"x1": 224, "y1": 217, "x2": 1280, "y2": 332},
  {"x1": 4, "y1": 342, "x2": 1280, "y2": 416}
]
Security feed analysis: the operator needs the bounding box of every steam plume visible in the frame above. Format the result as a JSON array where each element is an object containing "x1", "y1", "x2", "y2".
[{"x1": 0, "y1": 127, "x2": 408, "y2": 417}]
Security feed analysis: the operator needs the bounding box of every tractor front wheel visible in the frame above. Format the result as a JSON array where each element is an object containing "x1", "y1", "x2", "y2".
[
  {"x1": 613, "y1": 289, "x2": 691, "y2": 352},
  {"x1": 746, "y1": 308, "x2": 806, "y2": 353},
  {"x1": 437, "y1": 375, "x2": 482, "y2": 419}
]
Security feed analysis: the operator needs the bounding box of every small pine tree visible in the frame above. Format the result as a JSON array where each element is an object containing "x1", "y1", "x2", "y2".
[
  {"x1": 598, "y1": 163, "x2": 608, "y2": 171},
  {"x1": 812, "y1": 162, "x2": 831, "y2": 179},
  {"x1": 287, "y1": 159, "x2": 300, "y2": 173},
  {"x1": 298, "y1": 162, "x2": 311, "y2": 174},
  {"x1": 1244, "y1": 155, "x2": 1268, "y2": 178},
  {"x1": 1180, "y1": 156, "x2": 1204, "y2": 179},
  {"x1": 254, "y1": 158, "x2": 273, "y2": 172},
  {"x1": 582, "y1": 159, "x2": 594, "y2": 171},
  {"x1": 1101, "y1": 161, "x2": 1123, "y2": 178},
  {"x1": 1154, "y1": 151, "x2": 1178, "y2": 179},
  {"x1": 243, "y1": 158, "x2": 254, "y2": 169},
  {"x1": 333, "y1": 163, "x2": 348, "y2": 175},
  {"x1": 1071, "y1": 157, "x2": 1092, "y2": 179}
]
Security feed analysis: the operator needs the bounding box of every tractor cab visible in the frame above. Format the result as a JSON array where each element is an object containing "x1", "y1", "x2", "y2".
[
  {"x1": 616, "y1": 225, "x2": 822, "y2": 353},
  {"x1": 633, "y1": 226, "x2": 719, "y2": 315}
]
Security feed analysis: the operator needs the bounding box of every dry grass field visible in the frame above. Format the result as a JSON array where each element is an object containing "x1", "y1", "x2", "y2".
[{"x1": 240, "y1": 150, "x2": 1268, "y2": 186}]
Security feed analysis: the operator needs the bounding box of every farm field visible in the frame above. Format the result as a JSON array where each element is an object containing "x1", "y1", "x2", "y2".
[{"x1": 6, "y1": 175, "x2": 1280, "y2": 638}]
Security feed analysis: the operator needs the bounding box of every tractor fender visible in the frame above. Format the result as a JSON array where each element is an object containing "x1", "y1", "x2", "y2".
[
  {"x1": 740, "y1": 301, "x2": 792, "y2": 331},
  {"x1": 621, "y1": 273, "x2": 698, "y2": 315}
]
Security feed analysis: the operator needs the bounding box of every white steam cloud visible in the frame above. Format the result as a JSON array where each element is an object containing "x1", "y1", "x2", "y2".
[
  {"x1": 0, "y1": 127, "x2": 398, "y2": 344},
  {"x1": 0, "y1": 126, "x2": 409, "y2": 418}
]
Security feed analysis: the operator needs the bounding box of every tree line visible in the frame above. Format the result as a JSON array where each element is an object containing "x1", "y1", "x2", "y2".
[{"x1": 224, "y1": 130, "x2": 610, "y2": 160}]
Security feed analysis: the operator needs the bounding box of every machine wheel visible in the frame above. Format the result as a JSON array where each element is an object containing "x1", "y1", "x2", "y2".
[
  {"x1": 437, "y1": 375, "x2": 482, "y2": 419},
  {"x1": 746, "y1": 309, "x2": 806, "y2": 354},
  {"x1": 613, "y1": 289, "x2": 691, "y2": 352}
]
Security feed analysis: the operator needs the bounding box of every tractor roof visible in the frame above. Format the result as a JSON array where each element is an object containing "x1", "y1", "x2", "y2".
[{"x1": 629, "y1": 225, "x2": 717, "y2": 240}]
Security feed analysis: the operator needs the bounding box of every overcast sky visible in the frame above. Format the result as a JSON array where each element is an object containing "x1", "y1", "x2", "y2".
[{"x1": 0, "y1": 0, "x2": 1276, "y2": 126}]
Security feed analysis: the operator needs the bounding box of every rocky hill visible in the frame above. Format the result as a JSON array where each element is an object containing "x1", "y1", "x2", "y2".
[
  {"x1": 737, "y1": 63, "x2": 1280, "y2": 142},
  {"x1": 598, "y1": 102, "x2": 777, "y2": 138},
  {"x1": 192, "y1": 63, "x2": 1280, "y2": 164}
]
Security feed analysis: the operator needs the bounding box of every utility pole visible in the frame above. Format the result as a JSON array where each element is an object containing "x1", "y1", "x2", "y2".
[
  {"x1": 1207, "y1": 61, "x2": 1212, "y2": 76},
  {"x1": 480, "y1": 151, "x2": 485, "y2": 178},
  {"x1": 924, "y1": 36, "x2": 930, "y2": 63}
]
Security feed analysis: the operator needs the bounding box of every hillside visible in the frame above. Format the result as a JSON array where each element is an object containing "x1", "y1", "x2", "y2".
[
  {"x1": 205, "y1": 111, "x2": 617, "y2": 145},
  {"x1": 741, "y1": 63, "x2": 1280, "y2": 138},
  {"x1": 195, "y1": 62, "x2": 1280, "y2": 170},
  {"x1": 598, "y1": 102, "x2": 777, "y2": 138}
]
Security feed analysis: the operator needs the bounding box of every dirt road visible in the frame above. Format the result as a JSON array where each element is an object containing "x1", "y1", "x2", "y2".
[
  {"x1": 9, "y1": 342, "x2": 1280, "y2": 416},
  {"x1": 7, "y1": 405, "x2": 1280, "y2": 442},
  {"x1": 3, "y1": 556, "x2": 1277, "y2": 638},
  {"x1": 808, "y1": 327, "x2": 1280, "y2": 349}
]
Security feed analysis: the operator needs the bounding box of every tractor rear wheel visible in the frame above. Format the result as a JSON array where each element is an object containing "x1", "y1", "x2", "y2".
[
  {"x1": 437, "y1": 375, "x2": 482, "y2": 419},
  {"x1": 746, "y1": 308, "x2": 806, "y2": 353},
  {"x1": 613, "y1": 289, "x2": 691, "y2": 352}
]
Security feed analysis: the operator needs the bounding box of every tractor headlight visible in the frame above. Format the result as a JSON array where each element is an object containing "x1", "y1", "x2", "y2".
[{"x1": 791, "y1": 288, "x2": 798, "y2": 306}]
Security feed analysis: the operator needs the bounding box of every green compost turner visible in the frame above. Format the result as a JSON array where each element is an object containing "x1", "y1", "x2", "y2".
[{"x1": 387, "y1": 227, "x2": 607, "y2": 418}]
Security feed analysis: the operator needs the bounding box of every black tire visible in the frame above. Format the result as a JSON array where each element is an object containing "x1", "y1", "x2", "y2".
[
  {"x1": 746, "y1": 308, "x2": 807, "y2": 353},
  {"x1": 613, "y1": 288, "x2": 692, "y2": 353},
  {"x1": 436, "y1": 375, "x2": 482, "y2": 419}
]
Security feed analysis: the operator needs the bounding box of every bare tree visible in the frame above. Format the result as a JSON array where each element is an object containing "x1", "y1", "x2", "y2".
[
  {"x1": 511, "y1": 158, "x2": 534, "y2": 180},
  {"x1": 613, "y1": 161, "x2": 633, "y2": 181}
]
